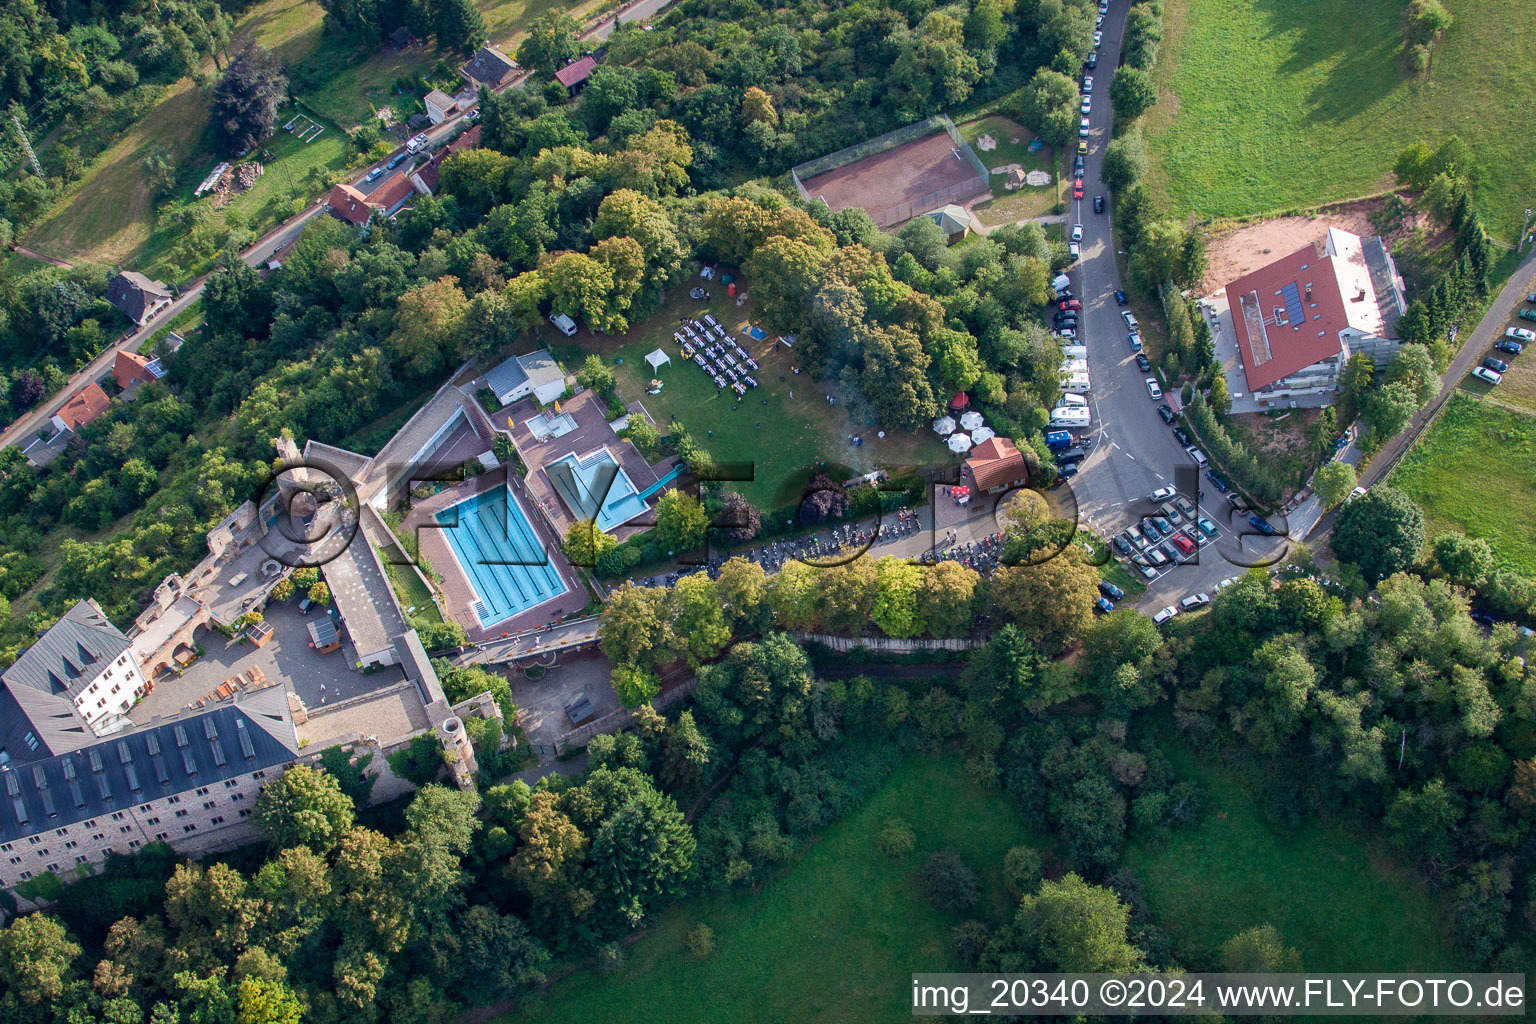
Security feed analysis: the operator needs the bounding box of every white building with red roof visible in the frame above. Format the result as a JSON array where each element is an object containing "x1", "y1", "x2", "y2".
[{"x1": 1220, "y1": 228, "x2": 1406, "y2": 409}]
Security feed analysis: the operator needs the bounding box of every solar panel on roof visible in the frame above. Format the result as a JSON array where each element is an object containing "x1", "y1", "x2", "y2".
[
  {"x1": 38, "y1": 786, "x2": 55, "y2": 817},
  {"x1": 125, "y1": 764, "x2": 140, "y2": 791},
  {"x1": 1281, "y1": 283, "x2": 1305, "y2": 328},
  {"x1": 69, "y1": 779, "x2": 85, "y2": 808},
  {"x1": 88, "y1": 749, "x2": 103, "y2": 772},
  {"x1": 182, "y1": 750, "x2": 197, "y2": 775},
  {"x1": 236, "y1": 720, "x2": 256, "y2": 759},
  {"x1": 118, "y1": 741, "x2": 132, "y2": 765},
  {"x1": 146, "y1": 733, "x2": 161, "y2": 756},
  {"x1": 204, "y1": 718, "x2": 218, "y2": 740},
  {"x1": 62, "y1": 761, "x2": 76, "y2": 781},
  {"x1": 174, "y1": 725, "x2": 188, "y2": 748},
  {"x1": 32, "y1": 766, "x2": 46, "y2": 788},
  {"x1": 12, "y1": 798, "x2": 26, "y2": 824},
  {"x1": 3, "y1": 773, "x2": 17, "y2": 797},
  {"x1": 95, "y1": 773, "x2": 109, "y2": 800},
  {"x1": 153, "y1": 758, "x2": 169, "y2": 784},
  {"x1": 211, "y1": 740, "x2": 227, "y2": 767}
]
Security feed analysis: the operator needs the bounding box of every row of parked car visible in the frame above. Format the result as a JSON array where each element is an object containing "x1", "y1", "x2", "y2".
[{"x1": 1482, "y1": 302, "x2": 1536, "y2": 385}]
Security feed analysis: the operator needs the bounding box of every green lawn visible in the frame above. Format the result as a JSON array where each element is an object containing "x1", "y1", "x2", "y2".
[
  {"x1": 1145, "y1": 0, "x2": 1536, "y2": 240},
  {"x1": 955, "y1": 115, "x2": 1059, "y2": 227},
  {"x1": 540, "y1": 289, "x2": 952, "y2": 507},
  {"x1": 1126, "y1": 746, "x2": 1455, "y2": 971},
  {"x1": 1389, "y1": 392, "x2": 1536, "y2": 575},
  {"x1": 504, "y1": 755, "x2": 1050, "y2": 1024}
]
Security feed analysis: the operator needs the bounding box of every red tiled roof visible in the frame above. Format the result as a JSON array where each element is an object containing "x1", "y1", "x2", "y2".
[
  {"x1": 114, "y1": 349, "x2": 153, "y2": 390},
  {"x1": 57, "y1": 383, "x2": 110, "y2": 430},
  {"x1": 417, "y1": 126, "x2": 481, "y2": 193},
  {"x1": 1224, "y1": 238, "x2": 1348, "y2": 392},
  {"x1": 367, "y1": 171, "x2": 416, "y2": 215},
  {"x1": 965, "y1": 437, "x2": 1027, "y2": 491},
  {"x1": 327, "y1": 182, "x2": 373, "y2": 226},
  {"x1": 555, "y1": 56, "x2": 597, "y2": 87}
]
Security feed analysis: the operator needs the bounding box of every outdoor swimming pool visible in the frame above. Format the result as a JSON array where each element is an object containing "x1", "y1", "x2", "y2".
[
  {"x1": 435, "y1": 485, "x2": 568, "y2": 628},
  {"x1": 546, "y1": 448, "x2": 648, "y2": 532}
]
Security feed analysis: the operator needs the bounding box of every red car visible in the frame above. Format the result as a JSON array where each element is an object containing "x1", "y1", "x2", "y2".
[
  {"x1": 1171, "y1": 533, "x2": 1196, "y2": 556},
  {"x1": 1072, "y1": 178, "x2": 1084, "y2": 199},
  {"x1": 1058, "y1": 298, "x2": 1082, "y2": 310}
]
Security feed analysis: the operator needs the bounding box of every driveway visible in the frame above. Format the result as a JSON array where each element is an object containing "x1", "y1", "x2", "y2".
[{"x1": 129, "y1": 600, "x2": 404, "y2": 723}]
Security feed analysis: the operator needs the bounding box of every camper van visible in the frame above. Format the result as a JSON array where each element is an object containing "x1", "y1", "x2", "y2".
[
  {"x1": 1061, "y1": 345, "x2": 1088, "y2": 360},
  {"x1": 1056, "y1": 393, "x2": 1088, "y2": 408},
  {"x1": 1050, "y1": 406, "x2": 1092, "y2": 428},
  {"x1": 1062, "y1": 374, "x2": 1092, "y2": 394},
  {"x1": 549, "y1": 313, "x2": 579, "y2": 336},
  {"x1": 1045, "y1": 430, "x2": 1072, "y2": 450}
]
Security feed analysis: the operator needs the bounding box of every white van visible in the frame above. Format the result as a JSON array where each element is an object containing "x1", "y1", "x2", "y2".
[
  {"x1": 1060, "y1": 345, "x2": 1088, "y2": 360},
  {"x1": 1051, "y1": 273, "x2": 1072, "y2": 292},
  {"x1": 1050, "y1": 406, "x2": 1091, "y2": 428},
  {"x1": 1059, "y1": 358, "x2": 1088, "y2": 376},
  {"x1": 549, "y1": 313, "x2": 578, "y2": 336},
  {"x1": 1062, "y1": 374, "x2": 1092, "y2": 394}
]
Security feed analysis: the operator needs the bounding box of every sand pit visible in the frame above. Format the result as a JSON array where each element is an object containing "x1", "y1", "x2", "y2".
[
  {"x1": 990, "y1": 162, "x2": 1022, "y2": 175},
  {"x1": 976, "y1": 133, "x2": 998, "y2": 151}
]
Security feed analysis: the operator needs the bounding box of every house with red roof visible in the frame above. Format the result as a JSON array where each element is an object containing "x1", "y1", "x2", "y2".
[
  {"x1": 413, "y1": 125, "x2": 480, "y2": 195},
  {"x1": 55, "y1": 383, "x2": 111, "y2": 431},
  {"x1": 1221, "y1": 228, "x2": 1406, "y2": 409},
  {"x1": 114, "y1": 349, "x2": 167, "y2": 393},
  {"x1": 326, "y1": 171, "x2": 422, "y2": 228},
  {"x1": 963, "y1": 437, "x2": 1028, "y2": 494},
  {"x1": 555, "y1": 56, "x2": 597, "y2": 96}
]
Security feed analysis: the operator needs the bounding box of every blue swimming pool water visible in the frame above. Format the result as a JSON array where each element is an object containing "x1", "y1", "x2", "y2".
[
  {"x1": 548, "y1": 450, "x2": 648, "y2": 532},
  {"x1": 435, "y1": 485, "x2": 568, "y2": 628}
]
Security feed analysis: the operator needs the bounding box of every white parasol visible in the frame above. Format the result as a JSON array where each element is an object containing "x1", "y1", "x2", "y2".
[
  {"x1": 960, "y1": 410, "x2": 985, "y2": 431},
  {"x1": 970, "y1": 425, "x2": 996, "y2": 443},
  {"x1": 947, "y1": 432, "x2": 973, "y2": 453},
  {"x1": 932, "y1": 415, "x2": 957, "y2": 435}
]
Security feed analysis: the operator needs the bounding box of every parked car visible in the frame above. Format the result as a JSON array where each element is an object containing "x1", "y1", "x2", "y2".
[
  {"x1": 1135, "y1": 353, "x2": 1151, "y2": 371},
  {"x1": 1094, "y1": 596, "x2": 1115, "y2": 614},
  {"x1": 1157, "y1": 404, "x2": 1175, "y2": 424},
  {"x1": 1143, "y1": 519, "x2": 1163, "y2": 542},
  {"x1": 1518, "y1": 309, "x2": 1536, "y2": 323},
  {"x1": 1126, "y1": 524, "x2": 1147, "y2": 546},
  {"x1": 1346, "y1": 485, "x2": 1367, "y2": 503},
  {"x1": 298, "y1": 597, "x2": 313, "y2": 615},
  {"x1": 1069, "y1": 242, "x2": 1081, "y2": 261},
  {"x1": 1074, "y1": 154, "x2": 1085, "y2": 175},
  {"x1": 1206, "y1": 468, "x2": 1230, "y2": 491},
  {"x1": 1094, "y1": 28, "x2": 1102, "y2": 46},
  {"x1": 1058, "y1": 297, "x2": 1082, "y2": 310},
  {"x1": 1159, "y1": 501, "x2": 1182, "y2": 524},
  {"x1": 386, "y1": 152, "x2": 408, "y2": 169},
  {"x1": 1171, "y1": 534, "x2": 1196, "y2": 557},
  {"x1": 1057, "y1": 461, "x2": 1080, "y2": 479},
  {"x1": 1137, "y1": 562, "x2": 1157, "y2": 579},
  {"x1": 1146, "y1": 546, "x2": 1168, "y2": 566},
  {"x1": 1086, "y1": 51, "x2": 1097, "y2": 68},
  {"x1": 1249, "y1": 515, "x2": 1277, "y2": 535},
  {"x1": 1214, "y1": 576, "x2": 1239, "y2": 590},
  {"x1": 1495, "y1": 339, "x2": 1524, "y2": 354},
  {"x1": 1186, "y1": 446, "x2": 1209, "y2": 467},
  {"x1": 1122, "y1": 310, "x2": 1139, "y2": 330},
  {"x1": 1172, "y1": 426, "x2": 1191, "y2": 446},
  {"x1": 1112, "y1": 535, "x2": 1133, "y2": 556},
  {"x1": 406, "y1": 132, "x2": 430, "y2": 152},
  {"x1": 1196, "y1": 516, "x2": 1218, "y2": 538},
  {"x1": 1506, "y1": 327, "x2": 1536, "y2": 343},
  {"x1": 1072, "y1": 224, "x2": 1084, "y2": 242},
  {"x1": 1159, "y1": 541, "x2": 1182, "y2": 563},
  {"x1": 1151, "y1": 516, "x2": 1173, "y2": 535},
  {"x1": 1098, "y1": 0, "x2": 1109, "y2": 12},
  {"x1": 1145, "y1": 377, "x2": 1162, "y2": 400},
  {"x1": 1153, "y1": 606, "x2": 1179, "y2": 625},
  {"x1": 1526, "y1": 292, "x2": 1536, "y2": 304},
  {"x1": 1073, "y1": 178, "x2": 1085, "y2": 198},
  {"x1": 364, "y1": 167, "x2": 384, "y2": 183},
  {"x1": 1094, "y1": 195, "x2": 1105, "y2": 214},
  {"x1": 1174, "y1": 496, "x2": 1196, "y2": 517},
  {"x1": 1180, "y1": 592, "x2": 1211, "y2": 610},
  {"x1": 1472, "y1": 365, "x2": 1503, "y2": 385},
  {"x1": 1149, "y1": 485, "x2": 1176, "y2": 502},
  {"x1": 1485, "y1": 357, "x2": 1510, "y2": 373},
  {"x1": 1078, "y1": 139, "x2": 1088, "y2": 155},
  {"x1": 1079, "y1": 118, "x2": 1090, "y2": 138},
  {"x1": 1081, "y1": 96, "x2": 1092, "y2": 114},
  {"x1": 1055, "y1": 314, "x2": 1078, "y2": 327},
  {"x1": 1099, "y1": 581, "x2": 1125, "y2": 601},
  {"x1": 1128, "y1": 332, "x2": 1143, "y2": 351},
  {"x1": 1114, "y1": 289, "x2": 1128, "y2": 305},
  {"x1": 1056, "y1": 289, "x2": 1074, "y2": 301},
  {"x1": 1058, "y1": 328, "x2": 1077, "y2": 339}
]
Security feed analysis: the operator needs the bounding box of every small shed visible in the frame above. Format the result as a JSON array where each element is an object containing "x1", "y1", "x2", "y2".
[
  {"x1": 923, "y1": 204, "x2": 973, "y2": 245},
  {"x1": 555, "y1": 56, "x2": 597, "y2": 96},
  {"x1": 644, "y1": 349, "x2": 670, "y2": 373},
  {"x1": 423, "y1": 89, "x2": 459, "y2": 125},
  {"x1": 245, "y1": 620, "x2": 274, "y2": 647},
  {"x1": 307, "y1": 616, "x2": 341, "y2": 654}
]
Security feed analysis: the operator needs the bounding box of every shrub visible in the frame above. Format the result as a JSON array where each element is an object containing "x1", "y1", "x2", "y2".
[
  {"x1": 387, "y1": 733, "x2": 446, "y2": 787},
  {"x1": 1003, "y1": 845, "x2": 1044, "y2": 897},
  {"x1": 686, "y1": 923, "x2": 717, "y2": 959},
  {"x1": 877, "y1": 817, "x2": 917, "y2": 858},
  {"x1": 918, "y1": 849, "x2": 980, "y2": 914}
]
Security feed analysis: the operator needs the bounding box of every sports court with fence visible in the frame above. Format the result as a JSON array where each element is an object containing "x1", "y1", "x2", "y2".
[{"x1": 791, "y1": 115, "x2": 990, "y2": 229}]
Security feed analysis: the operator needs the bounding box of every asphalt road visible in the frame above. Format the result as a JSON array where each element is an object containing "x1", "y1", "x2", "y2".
[{"x1": 1058, "y1": 0, "x2": 1285, "y2": 612}]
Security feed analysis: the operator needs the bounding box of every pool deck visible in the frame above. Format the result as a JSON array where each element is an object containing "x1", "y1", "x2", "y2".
[
  {"x1": 494, "y1": 390, "x2": 674, "y2": 544},
  {"x1": 404, "y1": 469, "x2": 589, "y2": 642}
]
